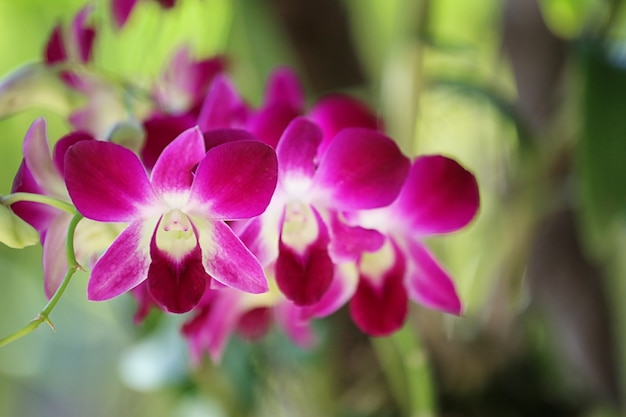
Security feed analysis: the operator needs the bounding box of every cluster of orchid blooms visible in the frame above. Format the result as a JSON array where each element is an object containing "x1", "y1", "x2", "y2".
[{"x1": 1, "y1": 2, "x2": 479, "y2": 362}]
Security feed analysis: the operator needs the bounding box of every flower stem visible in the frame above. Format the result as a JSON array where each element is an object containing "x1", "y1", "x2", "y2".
[
  {"x1": 371, "y1": 324, "x2": 436, "y2": 417},
  {"x1": 0, "y1": 212, "x2": 84, "y2": 348},
  {"x1": 1, "y1": 192, "x2": 75, "y2": 214}
]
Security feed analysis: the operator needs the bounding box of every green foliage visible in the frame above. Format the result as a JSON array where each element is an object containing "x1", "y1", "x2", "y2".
[{"x1": 578, "y1": 44, "x2": 626, "y2": 235}]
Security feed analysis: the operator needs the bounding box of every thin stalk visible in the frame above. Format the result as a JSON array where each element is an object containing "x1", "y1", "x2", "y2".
[
  {"x1": 2, "y1": 192, "x2": 75, "y2": 214},
  {"x1": 371, "y1": 323, "x2": 436, "y2": 417},
  {"x1": 0, "y1": 213, "x2": 84, "y2": 348}
]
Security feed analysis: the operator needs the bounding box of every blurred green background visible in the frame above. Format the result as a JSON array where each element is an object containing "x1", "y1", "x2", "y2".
[{"x1": 1, "y1": 0, "x2": 626, "y2": 416}]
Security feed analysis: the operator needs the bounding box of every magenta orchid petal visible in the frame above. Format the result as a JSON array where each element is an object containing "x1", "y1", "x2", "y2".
[
  {"x1": 42, "y1": 215, "x2": 71, "y2": 298},
  {"x1": 187, "y1": 56, "x2": 227, "y2": 101},
  {"x1": 150, "y1": 126, "x2": 205, "y2": 196},
  {"x1": 130, "y1": 282, "x2": 155, "y2": 324},
  {"x1": 312, "y1": 128, "x2": 410, "y2": 210},
  {"x1": 276, "y1": 117, "x2": 322, "y2": 181},
  {"x1": 161, "y1": 46, "x2": 226, "y2": 108},
  {"x1": 394, "y1": 156, "x2": 480, "y2": 235},
  {"x1": 195, "y1": 218, "x2": 268, "y2": 293},
  {"x1": 329, "y1": 213, "x2": 386, "y2": 262},
  {"x1": 141, "y1": 114, "x2": 196, "y2": 170},
  {"x1": 87, "y1": 219, "x2": 157, "y2": 301},
  {"x1": 234, "y1": 217, "x2": 275, "y2": 267},
  {"x1": 147, "y1": 229, "x2": 208, "y2": 313},
  {"x1": 304, "y1": 262, "x2": 359, "y2": 319},
  {"x1": 52, "y1": 131, "x2": 94, "y2": 175},
  {"x1": 23, "y1": 119, "x2": 66, "y2": 198},
  {"x1": 44, "y1": 25, "x2": 67, "y2": 64},
  {"x1": 197, "y1": 75, "x2": 247, "y2": 131},
  {"x1": 71, "y1": 5, "x2": 95, "y2": 63},
  {"x1": 236, "y1": 307, "x2": 272, "y2": 340},
  {"x1": 65, "y1": 140, "x2": 161, "y2": 222},
  {"x1": 275, "y1": 301, "x2": 316, "y2": 348},
  {"x1": 11, "y1": 162, "x2": 58, "y2": 234},
  {"x1": 309, "y1": 95, "x2": 381, "y2": 157},
  {"x1": 248, "y1": 104, "x2": 301, "y2": 148},
  {"x1": 188, "y1": 140, "x2": 278, "y2": 220},
  {"x1": 406, "y1": 240, "x2": 462, "y2": 315},
  {"x1": 264, "y1": 67, "x2": 304, "y2": 109},
  {"x1": 350, "y1": 273, "x2": 408, "y2": 337},
  {"x1": 182, "y1": 289, "x2": 241, "y2": 363},
  {"x1": 310, "y1": 95, "x2": 381, "y2": 138},
  {"x1": 203, "y1": 128, "x2": 256, "y2": 151},
  {"x1": 276, "y1": 241, "x2": 334, "y2": 306},
  {"x1": 112, "y1": 0, "x2": 139, "y2": 28},
  {"x1": 350, "y1": 243, "x2": 408, "y2": 336},
  {"x1": 276, "y1": 207, "x2": 334, "y2": 306}
]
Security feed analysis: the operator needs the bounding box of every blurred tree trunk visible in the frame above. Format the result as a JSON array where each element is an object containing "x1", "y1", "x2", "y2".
[{"x1": 266, "y1": 0, "x2": 366, "y2": 94}]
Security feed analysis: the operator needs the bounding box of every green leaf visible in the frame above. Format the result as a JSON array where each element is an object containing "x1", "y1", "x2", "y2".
[
  {"x1": 0, "y1": 204, "x2": 39, "y2": 249},
  {"x1": 538, "y1": 0, "x2": 596, "y2": 38},
  {"x1": 578, "y1": 44, "x2": 626, "y2": 234},
  {"x1": 0, "y1": 63, "x2": 82, "y2": 119}
]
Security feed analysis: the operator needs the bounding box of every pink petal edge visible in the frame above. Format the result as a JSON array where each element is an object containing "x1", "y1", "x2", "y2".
[{"x1": 87, "y1": 219, "x2": 157, "y2": 301}]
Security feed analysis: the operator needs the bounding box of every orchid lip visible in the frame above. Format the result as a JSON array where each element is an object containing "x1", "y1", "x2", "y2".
[{"x1": 155, "y1": 210, "x2": 197, "y2": 262}]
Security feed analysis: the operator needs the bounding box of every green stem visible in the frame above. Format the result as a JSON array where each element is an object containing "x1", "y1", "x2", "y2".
[
  {"x1": 371, "y1": 324, "x2": 436, "y2": 417},
  {"x1": 0, "y1": 212, "x2": 84, "y2": 348},
  {"x1": 1, "y1": 192, "x2": 75, "y2": 214}
]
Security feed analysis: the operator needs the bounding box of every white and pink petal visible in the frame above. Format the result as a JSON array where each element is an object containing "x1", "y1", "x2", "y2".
[
  {"x1": 405, "y1": 240, "x2": 461, "y2": 315},
  {"x1": 194, "y1": 217, "x2": 268, "y2": 294},
  {"x1": 23, "y1": 119, "x2": 66, "y2": 198},
  {"x1": 42, "y1": 215, "x2": 72, "y2": 298},
  {"x1": 87, "y1": 218, "x2": 157, "y2": 301}
]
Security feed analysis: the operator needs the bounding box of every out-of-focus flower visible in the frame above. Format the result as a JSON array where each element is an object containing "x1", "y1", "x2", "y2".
[
  {"x1": 315, "y1": 155, "x2": 480, "y2": 336},
  {"x1": 248, "y1": 67, "x2": 382, "y2": 149},
  {"x1": 44, "y1": 5, "x2": 96, "y2": 65},
  {"x1": 241, "y1": 117, "x2": 410, "y2": 307},
  {"x1": 182, "y1": 281, "x2": 315, "y2": 363},
  {"x1": 11, "y1": 119, "x2": 121, "y2": 297},
  {"x1": 154, "y1": 45, "x2": 227, "y2": 115},
  {"x1": 64, "y1": 126, "x2": 278, "y2": 313}
]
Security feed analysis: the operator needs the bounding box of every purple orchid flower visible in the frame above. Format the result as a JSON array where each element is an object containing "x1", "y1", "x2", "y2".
[
  {"x1": 128, "y1": 67, "x2": 375, "y2": 175},
  {"x1": 154, "y1": 45, "x2": 227, "y2": 115},
  {"x1": 247, "y1": 67, "x2": 382, "y2": 149},
  {"x1": 10, "y1": 119, "x2": 120, "y2": 298},
  {"x1": 45, "y1": 5, "x2": 95, "y2": 65},
  {"x1": 307, "y1": 155, "x2": 480, "y2": 336},
  {"x1": 240, "y1": 117, "x2": 410, "y2": 307},
  {"x1": 182, "y1": 286, "x2": 314, "y2": 363},
  {"x1": 64, "y1": 126, "x2": 278, "y2": 313}
]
